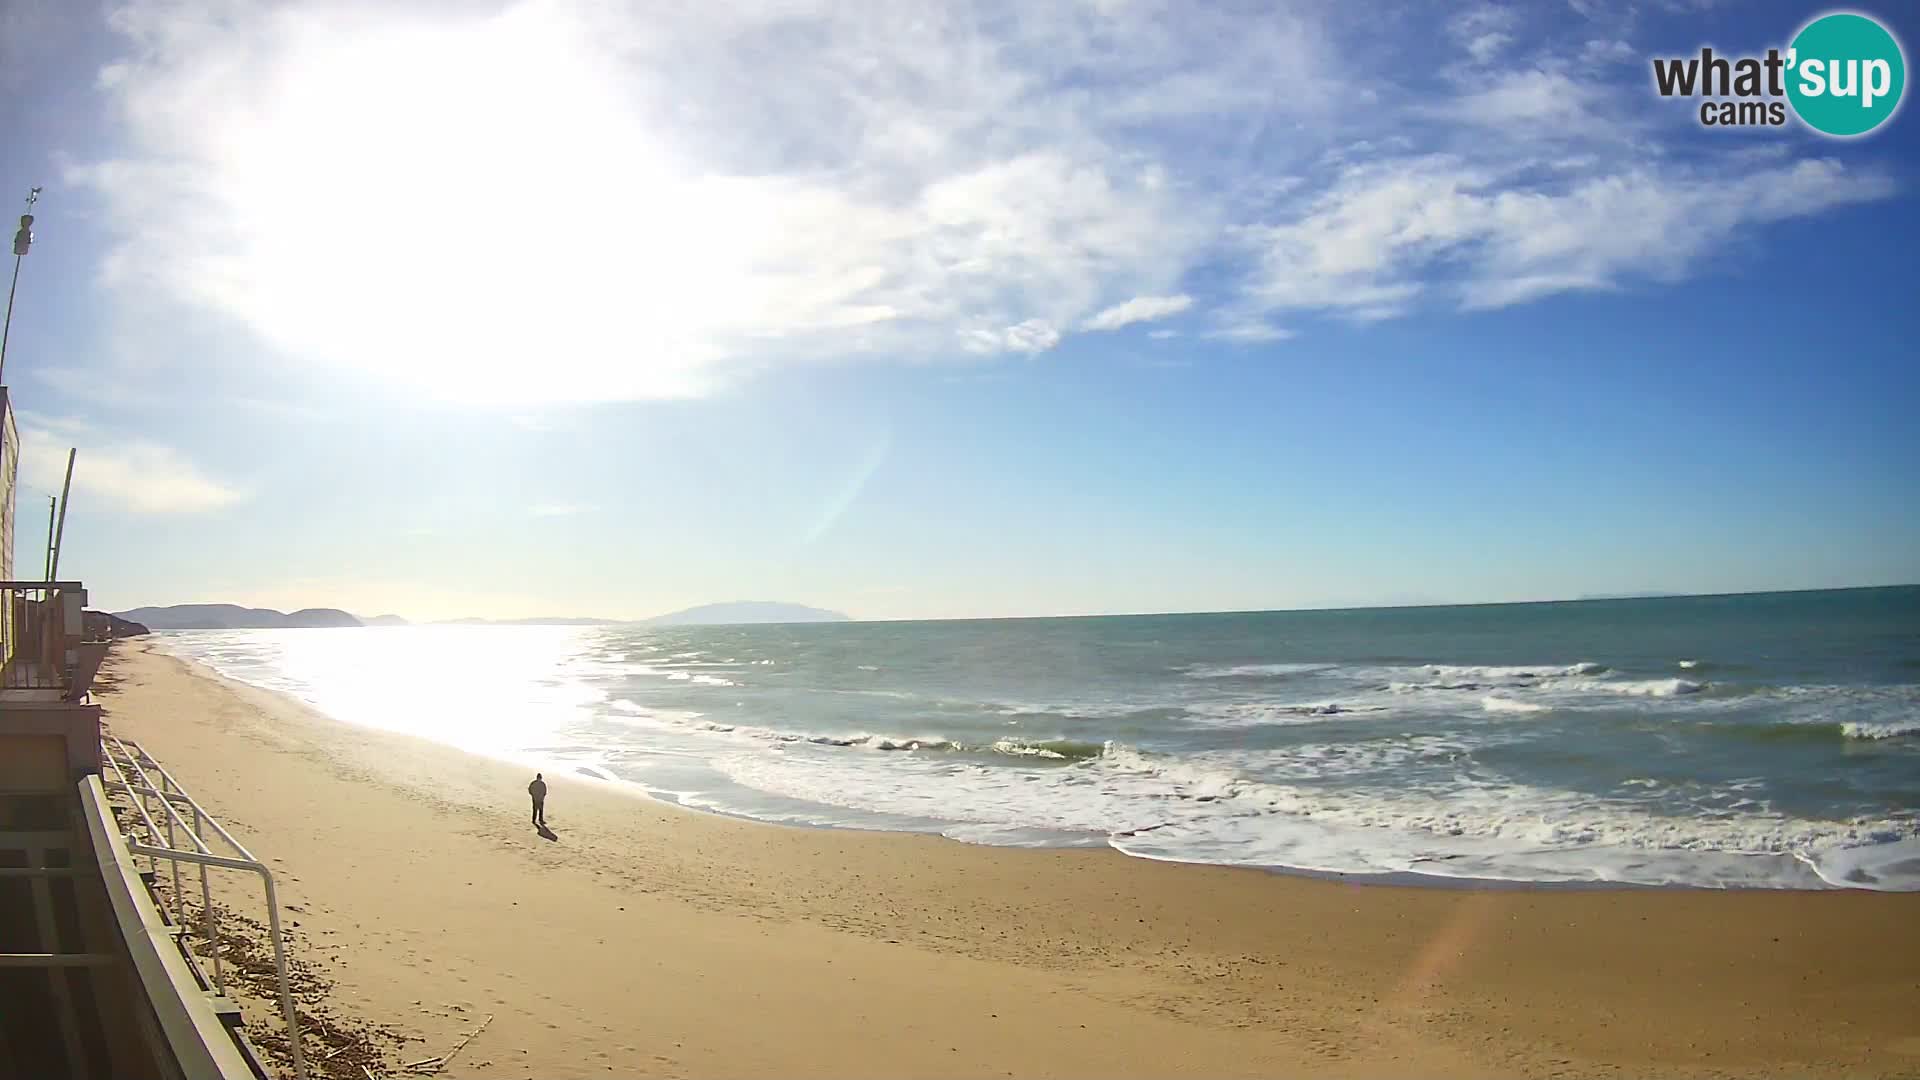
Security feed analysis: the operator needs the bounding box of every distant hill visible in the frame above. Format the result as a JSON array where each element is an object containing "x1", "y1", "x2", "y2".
[
  {"x1": 644, "y1": 602, "x2": 850, "y2": 626},
  {"x1": 84, "y1": 611, "x2": 150, "y2": 639},
  {"x1": 115, "y1": 601, "x2": 847, "y2": 629},
  {"x1": 115, "y1": 604, "x2": 363, "y2": 629},
  {"x1": 287, "y1": 607, "x2": 361, "y2": 627}
]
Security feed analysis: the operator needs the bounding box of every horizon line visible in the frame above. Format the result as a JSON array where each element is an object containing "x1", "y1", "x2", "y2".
[
  {"x1": 847, "y1": 581, "x2": 1918, "y2": 625},
  {"x1": 113, "y1": 581, "x2": 1919, "y2": 628}
]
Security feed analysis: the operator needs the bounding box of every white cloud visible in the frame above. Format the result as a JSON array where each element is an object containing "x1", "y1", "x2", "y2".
[
  {"x1": 1205, "y1": 318, "x2": 1294, "y2": 344},
  {"x1": 1147, "y1": 329, "x2": 1179, "y2": 340},
  {"x1": 69, "y1": 0, "x2": 1897, "y2": 395},
  {"x1": 964, "y1": 319, "x2": 1063, "y2": 355},
  {"x1": 1237, "y1": 156, "x2": 1894, "y2": 319},
  {"x1": 1449, "y1": 4, "x2": 1518, "y2": 64},
  {"x1": 75, "y1": 0, "x2": 1307, "y2": 403},
  {"x1": 1581, "y1": 38, "x2": 1637, "y2": 64},
  {"x1": 18, "y1": 418, "x2": 241, "y2": 514},
  {"x1": 1464, "y1": 31, "x2": 1513, "y2": 65},
  {"x1": 1083, "y1": 294, "x2": 1194, "y2": 331},
  {"x1": 1445, "y1": 69, "x2": 1619, "y2": 134},
  {"x1": 529, "y1": 503, "x2": 596, "y2": 518}
]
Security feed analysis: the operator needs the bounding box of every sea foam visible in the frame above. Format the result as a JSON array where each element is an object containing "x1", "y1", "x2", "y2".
[
  {"x1": 1480, "y1": 696, "x2": 1550, "y2": 714},
  {"x1": 150, "y1": 606, "x2": 1920, "y2": 892},
  {"x1": 1840, "y1": 720, "x2": 1920, "y2": 740}
]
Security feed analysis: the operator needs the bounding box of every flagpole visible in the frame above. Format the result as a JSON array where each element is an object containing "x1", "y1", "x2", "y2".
[{"x1": 0, "y1": 187, "x2": 42, "y2": 386}]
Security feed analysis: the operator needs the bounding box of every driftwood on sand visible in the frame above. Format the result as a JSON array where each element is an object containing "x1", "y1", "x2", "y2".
[{"x1": 403, "y1": 1013, "x2": 494, "y2": 1074}]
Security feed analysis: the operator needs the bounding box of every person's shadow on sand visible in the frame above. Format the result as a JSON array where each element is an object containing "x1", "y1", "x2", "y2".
[{"x1": 535, "y1": 823, "x2": 559, "y2": 842}]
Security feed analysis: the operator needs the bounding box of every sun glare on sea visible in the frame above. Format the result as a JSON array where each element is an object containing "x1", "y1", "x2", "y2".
[{"x1": 274, "y1": 625, "x2": 600, "y2": 753}]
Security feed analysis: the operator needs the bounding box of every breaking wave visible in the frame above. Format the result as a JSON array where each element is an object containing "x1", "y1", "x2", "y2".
[
  {"x1": 1481, "y1": 696, "x2": 1550, "y2": 714},
  {"x1": 1184, "y1": 662, "x2": 1337, "y2": 680},
  {"x1": 1841, "y1": 720, "x2": 1920, "y2": 740},
  {"x1": 151, "y1": 602, "x2": 1920, "y2": 892}
]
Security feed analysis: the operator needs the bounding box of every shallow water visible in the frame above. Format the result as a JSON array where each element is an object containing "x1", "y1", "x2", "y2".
[{"x1": 156, "y1": 585, "x2": 1920, "y2": 890}]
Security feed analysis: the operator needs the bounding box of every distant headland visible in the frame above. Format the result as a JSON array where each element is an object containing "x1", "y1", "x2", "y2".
[{"x1": 112, "y1": 601, "x2": 852, "y2": 629}]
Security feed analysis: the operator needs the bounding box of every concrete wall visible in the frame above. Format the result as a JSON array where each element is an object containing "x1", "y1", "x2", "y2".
[
  {"x1": 0, "y1": 702, "x2": 103, "y2": 780},
  {"x1": 0, "y1": 734, "x2": 68, "y2": 792}
]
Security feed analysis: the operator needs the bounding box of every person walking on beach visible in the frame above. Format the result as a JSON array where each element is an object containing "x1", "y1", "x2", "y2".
[{"x1": 528, "y1": 773, "x2": 548, "y2": 828}]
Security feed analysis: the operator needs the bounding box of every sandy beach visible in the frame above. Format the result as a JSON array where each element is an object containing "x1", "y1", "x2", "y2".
[{"x1": 94, "y1": 639, "x2": 1920, "y2": 1079}]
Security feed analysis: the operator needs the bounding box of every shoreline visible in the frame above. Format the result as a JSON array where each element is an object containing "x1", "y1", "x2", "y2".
[
  {"x1": 97, "y1": 639, "x2": 1920, "y2": 1078},
  {"x1": 148, "y1": 635, "x2": 1893, "y2": 896},
  {"x1": 639, "y1": 792, "x2": 1679, "y2": 893}
]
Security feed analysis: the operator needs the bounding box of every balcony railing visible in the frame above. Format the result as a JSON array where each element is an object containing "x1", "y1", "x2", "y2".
[
  {"x1": 99, "y1": 735, "x2": 305, "y2": 1079},
  {"x1": 2, "y1": 581, "x2": 106, "y2": 697}
]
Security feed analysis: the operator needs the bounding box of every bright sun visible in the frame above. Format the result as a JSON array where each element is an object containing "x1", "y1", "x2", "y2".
[{"x1": 207, "y1": 7, "x2": 779, "y2": 403}]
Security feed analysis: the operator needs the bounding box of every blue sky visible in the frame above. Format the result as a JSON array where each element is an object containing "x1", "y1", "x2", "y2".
[{"x1": 0, "y1": 0, "x2": 1915, "y2": 621}]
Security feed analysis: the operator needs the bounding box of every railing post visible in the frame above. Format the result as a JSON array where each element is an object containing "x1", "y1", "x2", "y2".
[
  {"x1": 258, "y1": 869, "x2": 307, "y2": 1079},
  {"x1": 135, "y1": 764, "x2": 155, "y2": 875},
  {"x1": 161, "y1": 773, "x2": 183, "y2": 926},
  {"x1": 193, "y1": 803, "x2": 224, "y2": 995}
]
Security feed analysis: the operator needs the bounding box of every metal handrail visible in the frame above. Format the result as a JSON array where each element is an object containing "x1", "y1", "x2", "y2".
[
  {"x1": 100, "y1": 736, "x2": 308, "y2": 1080},
  {"x1": 103, "y1": 740, "x2": 221, "y2": 991},
  {"x1": 80, "y1": 777, "x2": 263, "y2": 1080}
]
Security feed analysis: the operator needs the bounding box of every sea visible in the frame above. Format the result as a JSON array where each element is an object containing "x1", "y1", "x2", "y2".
[{"x1": 151, "y1": 586, "x2": 1920, "y2": 891}]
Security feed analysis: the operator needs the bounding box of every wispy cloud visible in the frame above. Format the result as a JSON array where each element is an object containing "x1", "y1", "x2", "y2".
[
  {"x1": 1235, "y1": 156, "x2": 1892, "y2": 320},
  {"x1": 1580, "y1": 38, "x2": 1638, "y2": 64},
  {"x1": 69, "y1": 1, "x2": 1895, "y2": 399},
  {"x1": 1083, "y1": 294, "x2": 1194, "y2": 332},
  {"x1": 76, "y1": 1, "x2": 1257, "y2": 401},
  {"x1": 1442, "y1": 69, "x2": 1627, "y2": 136},
  {"x1": 1449, "y1": 4, "x2": 1518, "y2": 65},
  {"x1": 1205, "y1": 318, "x2": 1295, "y2": 344},
  {"x1": 963, "y1": 319, "x2": 1063, "y2": 356},
  {"x1": 18, "y1": 417, "x2": 242, "y2": 513}
]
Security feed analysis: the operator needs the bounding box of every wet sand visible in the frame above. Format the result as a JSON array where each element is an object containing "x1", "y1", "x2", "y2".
[{"x1": 96, "y1": 640, "x2": 1920, "y2": 1078}]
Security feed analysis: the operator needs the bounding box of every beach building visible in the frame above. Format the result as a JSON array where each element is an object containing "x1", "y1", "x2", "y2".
[{"x1": 1, "y1": 381, "x2": 292, "y2": 1077}]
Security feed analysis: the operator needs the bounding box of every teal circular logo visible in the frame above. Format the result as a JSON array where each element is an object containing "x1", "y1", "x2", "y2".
[{"x1": 1786, "y1": 13, "x2": 1906, "y2": 136}]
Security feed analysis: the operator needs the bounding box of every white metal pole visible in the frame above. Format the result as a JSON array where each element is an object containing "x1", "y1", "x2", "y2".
[
  {"x1": 49, "y1": 448, "x2": 75, "y2": 581},
  {"x1": 43, "y1": 496, "x2": 56, "y2": 580}
]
